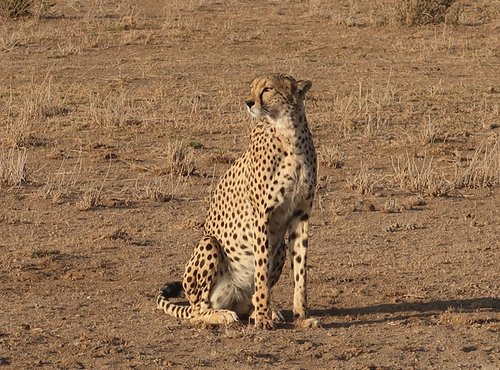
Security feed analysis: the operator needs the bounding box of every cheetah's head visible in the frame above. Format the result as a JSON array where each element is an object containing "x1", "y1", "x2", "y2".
[{"x1": 245, "y1": 73, "x2": 312, "y2": 124}]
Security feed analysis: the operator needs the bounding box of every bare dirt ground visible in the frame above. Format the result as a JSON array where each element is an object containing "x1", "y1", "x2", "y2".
[{"x1": 1, "y1": 0, "x2": 499, "y2": 368}]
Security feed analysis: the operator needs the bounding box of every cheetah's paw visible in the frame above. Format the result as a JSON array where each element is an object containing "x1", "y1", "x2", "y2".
[
  {"x1": 254, "y1": 317, "x2": 276, "y2": 330},
  {"x1": 250, "y1": 310, "x2": 283, "y2": 324},
  {"x1": 295, "y1": 316, "x2": 321, "y2": 328},
  {"x1": 191, "y1": 309, "x2": 241, "y2": 326}
]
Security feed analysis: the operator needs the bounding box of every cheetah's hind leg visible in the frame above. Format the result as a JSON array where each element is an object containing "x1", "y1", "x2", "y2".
[{"x1": 183, "y1": 236, "x2": 241, "y2": 326}]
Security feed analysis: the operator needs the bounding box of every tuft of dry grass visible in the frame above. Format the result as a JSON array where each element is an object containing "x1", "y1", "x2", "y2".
[
  {"x1": 41, "y1": 152, "x2": 83, "y2": 203},
  {"x1": 319, "y1": 144, "x2": 346, "y2": 169},
  {"x1": 0, "y1": 0, "x2": 53, "y2": 19},
  {"x1": 436, "y1": 308, "x2": 472, "y2": 326},
  {"x1": 400, "y1": 0, "x2": 460, "y2": 25},
  {"x1": 356, "y1": 78, "x2": 398, "y2": 137},
  {"x1": 383, "y1": 199, "x2": 403, "y2": 213},
  {"x1": 316, "y1": 78, "x2": 400, "y2": 138},
  {"x1": 0, "y1": 25, "x2": 23, "y2": 52},
  {"x1": 52, "y1": 30, "x2": 102, "y2": 57},
  {"x1": 41, "y1": 153, "x2": 112, "y2": 210},
  {"x1": 88, "y1": 90, "x2": 139, "y2": 127},
  {"x1": 162, "y1": 0, "x2": 203, "y2": 31},
  {"x1": 0, "y1": 147, "x2": 28, "y2": 188},
  {"x1": 390, "y1": 135, "x2": 499, "y2": 194},
  {"x1": 375, "y1": 0, "x2": 461, "y2": 26},
  {"x1": 454, "y1": 134, "x2": 500, "y2": 189},
  {"x1": 75, "y1": 164, "x2": 110, "y2": 211},
  {"x1": 115, "y1": 1, "x2": 142, "y2": 30},
  {"x1": 2, "y1": 75, "x2": 65, "y2": 148},
  {"x1": 76, "y1": 187, "x2": 102, "y2": 211},
  {"x1": 31, "y1": 248, "x2": 63, "y2": 260},
  {"x1": 158, "y1": 141, "x2": 196, "y2": 176},
  {"x1": 390, "y1": 152, "x2": 448, "y2": 195},
  {"x1": 347, "y1": 161, "x2": 382, "y2": 195},
  {"x1": 134, "y1": 173, "x2": 185, "y2": 202},
  {"x1": 419, "y1": 114, "x2": 439, "y2": 145}
]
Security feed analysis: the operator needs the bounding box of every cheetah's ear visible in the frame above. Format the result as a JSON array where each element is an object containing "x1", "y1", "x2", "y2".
[{"x1": 296, "y1": 80, "x2": 312, "y2": 99}]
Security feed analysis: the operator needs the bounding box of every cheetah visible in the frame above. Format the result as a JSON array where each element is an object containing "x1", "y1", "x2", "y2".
[{"x1": 156, "y1": 73, "x2": 318, "y2": 329}]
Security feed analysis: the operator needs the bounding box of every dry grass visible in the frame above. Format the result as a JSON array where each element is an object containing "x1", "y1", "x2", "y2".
[
  {"x1": 2, "y1": 75, "x2": 65, "y2": 148},
  {"x1": 347, "y1": 161, "x2": 382, "y2": 195},
  {"x1": 320, "y1": 78, "x2": 400, "y2": 138},
  {"x1": 134, "y1": 173, "x2": 185, "y2": 202},
  {"x1": 162, "y1": 0, "x2": 204, "y2": 31},
  {"x1": 436, "y1": 307, "x2": 473, "y2": 326},
  {"x1": 75, "y1": 164, "x2": 110, "y2": 211},
  {"x1": 419, "y1": 114, "x2": 439, "y2": 145},
  {"x1": 376, "y1": 0, "x2": 461, "y2": 26},
  {"x1": 0, "y1": 0, "x2": 52, "y2": 19},
  {"x1": 76, "y1": 187, "x2": 102, "y2": 211},
  {"x1": 158, "y1": 141, "x2": 196, "y2": 177},
  {"x1": 88, "y1": 90, "x2": 139, "y2": 127},
  {"x1": 391, "y1": 152, "x2": 448, "y2": 195},
  {"x1": 41, "y1": 152, "x2": 83, "y2": 204},
  {"x1": 52, "y1": 30, "x2": 102, "y2": 57},
  {"x1": 115, "y1": 1, "x2": 142, "y2": 30},
  {"x1": 397, "y1": 0, "x2": 459, "y2": 26},
  {"x1": 0, "y1": 147, "x2": 28, "y2": 188},
  {"x1": 319, "y1": 144, "x2": 346, "y2": 169},
  {"x1": 0, "y1": 25, "x2": 23, "y2": 52},
  {"x1": 390, "y1": 135, "x2": 500, "y2": 194},
  {"x1": 383, "y1": 199, "x2": 403, "y2": 213},
  {"x1": 454, "y1": 134, "x2": 500, "y2": 189}
]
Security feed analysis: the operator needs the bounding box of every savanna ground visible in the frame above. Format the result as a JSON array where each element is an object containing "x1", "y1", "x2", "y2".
[{"x1": 1, "y1": 0, "x2": 499, "y2": 368}]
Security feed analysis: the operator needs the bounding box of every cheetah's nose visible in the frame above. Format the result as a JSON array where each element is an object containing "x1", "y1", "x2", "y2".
[{"x1": 245, "y1": 100, "x2": 255, "y2": 109}]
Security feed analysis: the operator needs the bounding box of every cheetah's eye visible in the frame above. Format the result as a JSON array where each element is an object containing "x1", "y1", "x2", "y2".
[{"x1": 260, "y1": 87, "x2": 273, "y2": 100}]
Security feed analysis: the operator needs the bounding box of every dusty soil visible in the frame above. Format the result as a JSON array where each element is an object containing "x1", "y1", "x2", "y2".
[{"x1": 1, "y1": 0, "x2": 499, "y2": 369}]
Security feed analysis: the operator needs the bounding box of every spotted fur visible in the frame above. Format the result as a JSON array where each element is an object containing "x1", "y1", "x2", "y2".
[{"x1": 156, "y1": 73, "x2": 318, "y2": 329}]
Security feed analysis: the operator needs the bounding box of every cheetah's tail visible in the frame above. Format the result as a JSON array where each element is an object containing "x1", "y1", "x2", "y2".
[{"x1": 156, "y1": 282, "x2": 192, "y2": 319}]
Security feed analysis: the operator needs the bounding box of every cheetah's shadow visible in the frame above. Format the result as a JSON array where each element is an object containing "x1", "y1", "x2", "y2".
[{"x1": 279, "y1": 297, "x2": 499, "y2": 329}]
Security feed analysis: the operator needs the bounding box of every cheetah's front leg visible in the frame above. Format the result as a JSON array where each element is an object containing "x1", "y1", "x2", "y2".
[
  {"x1": 288, "y1": 206, "x2": 320, "y2": 328},
  {"x1": 251, "y1": 217, "x2": 274, "y2": 330}
]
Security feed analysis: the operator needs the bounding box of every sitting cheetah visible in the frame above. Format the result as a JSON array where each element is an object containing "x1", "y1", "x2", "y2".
[{"x1": 156, "y1": 73, "x2": 318, "y2": 329}]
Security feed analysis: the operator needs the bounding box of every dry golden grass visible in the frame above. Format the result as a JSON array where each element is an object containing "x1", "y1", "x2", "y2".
[
  {"x1": 134, "y1": 173, "x2": 184, "y2": 202},
  {"x1": 41, "y1": 152, "x2": 83, "y2": 204},
  {"x1": 1, "y1": 75, "x2": 65, "y2": 148},
  {"x1": 436, "y1": 307, "x2": 473, "y2": 326},
  {"x1": 383, "y1": 199, "x2": 403, "y2": 213},
  {"x1": 391, "y1": 152, "x2": 448, "y2": 195},
  {"x1": 419, "y1": 114, "x2": 440, "y2": 145},
  {"x1": 314, "y1": 78, "x2": 400, "y2": 138},
  {"x1": 454, "y1": 134, "x2": 500, "y2": 189},
  {"x1": 319, "y1": 144, "x2": 346, "y2": 169},
  {"x1": 76, "y1": 187, "x2": 102, "y2": 211},
  {"x1": 88, "y1": 90, "x2": 139, "y2": 127},
  {"x1": 0, "y1": 0, "x2": 52, "y2": 19},
  {"x1": 347, "y1": 161, "x2": 383, "y2": 195},
  {"x1": 75, "y1": 164, "x2": 110, "y2": 211},
  {"x1": 375, "y1": 0, "x2": 461, "y2": 26},
  {"x1": 390, "y1": 134, "x2": 500, "y2": 195},
  {"x1": 160, "y1": 141, "x2": 196, "y2": 177},
  {"x1": 0, "y1": 24, "x2": 23, "y2": 52},
  {"x1": 0, "y1": 147, "x2": 27, "y2": 188}
]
